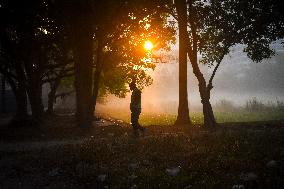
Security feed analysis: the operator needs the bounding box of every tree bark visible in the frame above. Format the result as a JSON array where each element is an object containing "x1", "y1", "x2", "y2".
[
  {"x1": 174, "y1": 0, "x2": 192, "y2": 126},
  {"x1": 200, "y1": 86, "x2": 216, "y2": 127},
  {"x1": 71, "y1": 14, "x2": 94, "y2": 128},
  {"x1": 202, "y1": 96, "x2": 216, "y2": 127}
]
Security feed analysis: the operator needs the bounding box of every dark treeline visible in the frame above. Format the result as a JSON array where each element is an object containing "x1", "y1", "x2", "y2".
[{"x1": 0, "y1": 0, "x2": 283, "y2": 128}]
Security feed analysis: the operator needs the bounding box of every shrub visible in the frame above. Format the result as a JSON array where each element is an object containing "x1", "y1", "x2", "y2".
[{"x1": 214, "y1": 99, "x2": 237, "y2": 112}]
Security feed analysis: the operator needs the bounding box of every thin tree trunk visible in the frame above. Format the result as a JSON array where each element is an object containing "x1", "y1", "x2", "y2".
[
  {"x1": 189, "y1": 53, "x2": 217, "y2": 128},
  {"x1": 174, "y1": 0, "x2": 192, "y2": 126},
  {"x1": 203, "y1": 100, "x2": 216, "y2": 127},
  {"x1": 186, "y1": 3, "x2": 216, "y2": 128},
  {"x1": 14, "y1": 85, "x2": 28, "y2": 119},
  {"x1": 92, "y1": 68, "x2": 102, "y2": 114},
  {"x1": 47, "y1": 87, "x2": 56, "y2": 114},
  {"x1": 47, "y1": 79, "x2": 61, "y2": 114},
  {"x1": 27, "y1": 87, "x2": 44, "y2": 120},
  {"x1": 201, "y1": 90, "x2": 216, "y2": 127},
  {"x1": 93, "y1": 36, "x2": 103, "y2": 114}
]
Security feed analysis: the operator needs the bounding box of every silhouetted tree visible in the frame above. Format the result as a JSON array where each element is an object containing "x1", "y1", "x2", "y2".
[
  {"x1": 0, "y1": 0, "x2": 75, "y2": 122},
  {"x1": 174, "y1": 0, "x2": 192, "y2": 125},
  {"x1": 186, "y1": 0, "x2": 284, "y2": 127},
  {"x1": 0, "y1": 0, "x2": 47, "y2": 120}
]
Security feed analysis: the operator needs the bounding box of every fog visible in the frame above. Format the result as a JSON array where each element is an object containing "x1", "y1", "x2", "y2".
[{"x1": 97, "y1": 43, "x2": 284, "y2": 114}]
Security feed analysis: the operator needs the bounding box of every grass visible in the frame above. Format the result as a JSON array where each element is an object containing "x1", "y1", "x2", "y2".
[
  {"x1": 1, "y1": 112, "x2": 284, "y2": 188},
  {"x1": 100, "y1": 110, "x2": 284, "y2": 126},
  {"x1": 1, "y1": 122, "x2": 284, "y2": 188}
]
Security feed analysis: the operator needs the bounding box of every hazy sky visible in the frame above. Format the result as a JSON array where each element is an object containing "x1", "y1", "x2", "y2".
[{"x1": 97, "y1": 41, "x2": 284, "y2": 113}]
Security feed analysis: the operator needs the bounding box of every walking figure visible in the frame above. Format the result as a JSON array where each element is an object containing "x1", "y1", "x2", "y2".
[{"x1": 129, "y1": 81, "x2": 145, "y2": 136}]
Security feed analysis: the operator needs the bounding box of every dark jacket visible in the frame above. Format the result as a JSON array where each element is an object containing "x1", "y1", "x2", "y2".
[{"x1": 130, "y1": 87, "x2": 141, "y2": 112}]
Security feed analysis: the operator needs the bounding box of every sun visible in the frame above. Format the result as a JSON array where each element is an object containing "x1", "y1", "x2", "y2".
[{"x1": 144, "y1": 40, "x2": 153, "y2": 51}]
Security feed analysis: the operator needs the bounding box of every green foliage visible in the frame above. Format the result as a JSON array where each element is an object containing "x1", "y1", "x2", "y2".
[
  {"x1": 99, "y1": 68, "x2": 129, "y2": 99},
  {"x1": 94, "y1": 1, "x2": 176, "y2": 97},
  {"x1": 197, "y1": 0, "x2": 284, "y2": 66},
  {"x1": 244, "y1": 40, "x2": 275, "y2": 62}
]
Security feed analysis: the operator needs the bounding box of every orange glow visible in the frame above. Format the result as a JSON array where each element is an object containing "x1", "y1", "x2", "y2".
[{"x1": 144, "y1": 40, "x2": 153, "y2": 51}]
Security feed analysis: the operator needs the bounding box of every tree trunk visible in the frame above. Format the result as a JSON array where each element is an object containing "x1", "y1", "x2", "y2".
[
  {"x1": 71, "y1": 15, "x2": 94, "y2": 128},
  {"x1": 201, "y1": 90, "x2": 216, "y2": 127},
  {"x1": 190, "y1": 59, "x2": 217, "y2": 128},
  {"x1": 27, "y1": 83, "x2": 44, "y2": 121},
  {"x1": 47, "y1": 90, "x2": 55, "y2": 114},
  {"x1": 1, "y1": 75, "x2": 6, "y2": 113},
  {"x1": 92, "y1": 67, "x2": 102, "y2": 114},
  {"x1": 6, "y1": 67, "x2": 28, "y2": 121},
  {"x1": 92, "y1": 36, "x2": 103, "y2": 115},
  {"x1": 47, "y1": 79, "x2": 61, "y2": 115},
  {"x1": 175, "y1": 0, "x2": 192, "y2": 125},
  {"x1": 186, "y1": 4, "x2": 216, "y2": 128},
  {"x1": 14, "y1": 84, "x2": 28, "y2": 119}
]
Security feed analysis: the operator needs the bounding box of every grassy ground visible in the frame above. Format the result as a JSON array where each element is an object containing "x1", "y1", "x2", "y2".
[
  {"x1": 0, "y1": 114, "x2": 284, "y2": 188},
  {"x1": 100, "y1": 111, "x2": 284, "y2": 126}
]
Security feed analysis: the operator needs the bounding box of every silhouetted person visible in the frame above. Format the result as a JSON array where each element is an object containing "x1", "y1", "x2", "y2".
[{"x1": 129, "y1": 81, "x2": 145, "y2": 136}]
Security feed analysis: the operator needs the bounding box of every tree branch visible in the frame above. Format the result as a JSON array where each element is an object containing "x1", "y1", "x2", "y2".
[
  {"x1": 42, "y1": 72, "x2": 74, "y2": 83},
  {"x1": 207, "y1": 45, "x2": 229, "y2": 90},
  {"x1": 207, "y1": 60, "x2": 221, "y2": 90}
]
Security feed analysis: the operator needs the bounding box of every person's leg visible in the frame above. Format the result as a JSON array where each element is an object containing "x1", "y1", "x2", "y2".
[
  {"x1": 131, "y1": 112, "x2": 139, "y2": 136},
  {"x1": 136, "y1": 111, "x2": 145, "y2": 134}
]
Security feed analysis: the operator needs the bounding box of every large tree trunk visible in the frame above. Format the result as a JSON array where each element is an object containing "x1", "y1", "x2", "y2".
[
  {"x1": 174, "y1": 0, "x2": 192, "y2": 126},
  {"x1": 71, "y1": 14, "x2": 94, "y2": 128},
  {"x1": 4, "y1": 75, "x2": 28, "y2": 120}
]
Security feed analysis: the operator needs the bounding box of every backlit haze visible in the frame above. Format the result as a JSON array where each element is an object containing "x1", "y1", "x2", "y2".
[{"x1": 97, "y1": 41, "x2": 284, "y2": 115}]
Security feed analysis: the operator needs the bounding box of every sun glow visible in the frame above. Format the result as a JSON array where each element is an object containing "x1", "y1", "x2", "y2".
[{"x1": 144, "y1": 41, "x2": 153, "y2": 51}]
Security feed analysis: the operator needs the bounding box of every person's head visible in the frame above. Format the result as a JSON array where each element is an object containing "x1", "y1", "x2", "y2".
[{"x1": 129, "y1": 81, "x2": 136, "y2": 91}]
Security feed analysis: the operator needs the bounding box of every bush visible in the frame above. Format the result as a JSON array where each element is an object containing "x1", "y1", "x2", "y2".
[
  {"x1": 214, "y1": 99, "x2": 237, "y2": 112},
  {"x1": 245, "y1": 97, "x2": 265, "y2": 112},
  {"x1": 245, "y1": 97, "x2": 284, "y2": 112}
]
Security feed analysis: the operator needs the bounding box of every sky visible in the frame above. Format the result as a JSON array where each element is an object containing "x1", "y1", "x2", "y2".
[{"x1": 97, "y1": 41, "x2": 284, "y2": 114}]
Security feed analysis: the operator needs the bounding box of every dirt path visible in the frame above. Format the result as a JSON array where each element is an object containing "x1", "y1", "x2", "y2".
[
  {"x1": 0, "y1": 139, "x2": 86, "y2": 152},
  {"x1": 0, "y1": 118, "x2": 121, "y2": 152}
]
